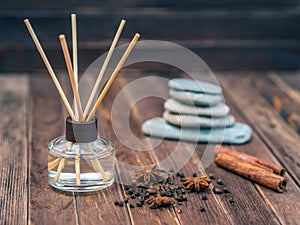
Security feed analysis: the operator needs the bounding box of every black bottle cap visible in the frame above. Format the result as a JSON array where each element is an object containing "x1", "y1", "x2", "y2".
[{"x1": 65, "y1": 116, "x2": 98, "y2": 143}]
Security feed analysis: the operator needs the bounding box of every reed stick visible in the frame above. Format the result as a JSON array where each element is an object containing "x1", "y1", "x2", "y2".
[
  {"x1": 86, "y1": 33, "x2": 140, "y2": 121},
  {"x1": 71, "y1": 14, "x2": 78, "y2": 85},
  {"x1": 75, "y1": 145, "x2": 81, "y2": 185},
  {"x1": 83, "y1": 19, "x2": 126, "y2": 119},
  {"x1": 48, "y1": 157, "x2": 62, "y2": 170},
  {"x1": 86, "y1": 144, "x2": 108, "y2": 180},
  {"x1": 71, "y1": 14, "x2": 79, "y2": 119},
  {"x1": 24, "y1": 19, "x2": 75, "y2": 120},
  {"x1": 59, "y1": 34, "x2": 84, "y2": 121},
  {"x1": 55, "y1": 158, "x2": 66, "y2": 182}
]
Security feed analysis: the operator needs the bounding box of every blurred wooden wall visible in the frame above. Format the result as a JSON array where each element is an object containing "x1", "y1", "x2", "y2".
[{"x1": 0, "y1": 0, "x2": 300, "y2": 72}]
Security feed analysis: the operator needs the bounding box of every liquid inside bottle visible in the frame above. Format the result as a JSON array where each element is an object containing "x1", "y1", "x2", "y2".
[{"x1": 48, "y1": 136, "x2": 116, "y2": 192}]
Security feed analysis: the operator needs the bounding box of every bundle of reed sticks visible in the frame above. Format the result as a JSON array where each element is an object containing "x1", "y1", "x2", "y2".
[{"x1": 24, "y1": 14, "x2": 140, "y2": 185}]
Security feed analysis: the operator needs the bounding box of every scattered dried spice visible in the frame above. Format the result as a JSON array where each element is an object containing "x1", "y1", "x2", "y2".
[
  {"x1": 177, "y1": 209, "x2": 183, "y2": 214},
  {"x1": 200, "y1": 206, "x2": 206, "y2": 212},
  {"x1": 213, "y1": 187, "x2": 223, "y2": 194},
  {"x1": 223, "y1": 187, "x2": 230, "y2": 193},
  {"x1": 181, "y1": 176, "x2": 211, "y2": 192},
  {"x1": 114, "y1": 169, "x2": 234, "y2": 212},
  {"x1": 229, "y1": 198, "x2": 235, "y2": 204},
  {"x1": 146, "y1": 194, "x2": 176, "y2": 209},
  {"x1": 209, "y1": 174, "x2": 215, "y2": 180},
  {"x1": 202, "y1": 194, "x2": 208, "y2": 200},
  {"x1": 136, "y1": 165, "x2": 165, "y2": 185},
  {"x1": 217, "y1": 179, "x2": 224, "y2": 185}
]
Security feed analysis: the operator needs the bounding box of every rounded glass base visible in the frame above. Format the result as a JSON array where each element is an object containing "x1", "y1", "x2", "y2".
[
  {"x1": 49, "y1": 174, "x2": 115, "y2": 192},
  {"x1": 48, "y1": 136, "x2": 116, "y2": 192}
]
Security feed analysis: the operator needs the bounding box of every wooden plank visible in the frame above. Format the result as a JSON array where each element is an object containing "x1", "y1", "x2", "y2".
[
  {"x1": 217, "y1": 73, "x2": 300, "y2": 187},
  {"x1": 2, "y1": 45, "x2": 300, "y2": 73},
  {"x1": 10, "y1": 10, "x2": 300, "y2": 44},
  {"x1": 64, "y1": 76, "x2": 132, "y2": 225},
  {"x1": 29, "y1": 75, "x2": 78, "y2": 224},
  {"x1": 0, "y1": 75, "x2": 28, "y2": 225},
  {"x1": 75, "y1": 76, "x2": 180, "y2": 225},
  {"x1": 221, "y1": 87, "x2": 300, "y2": 225},
  {"x1": 252, "y1": 74, "x2": 300, "y2": 134},
  {"x1": 125, "y1": 75, "x2": 282, "y2": 225},
  {"x1": 0, "y1": 0, "x2": 298, "y2": 10}
]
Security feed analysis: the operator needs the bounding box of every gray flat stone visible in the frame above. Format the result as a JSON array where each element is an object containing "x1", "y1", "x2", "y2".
[
  {"x1": 142, "y1": 118, "x2": 252, "y2": 144},
  {"x1": 164, "y1": 98, "x2": 230, "y2": 117},
  {"x1": 169, "y1": 89, "x2": 222, "y2": 106},
  {"x1": 169, "y1": 78, "x2": 222, "y2": 95},
  {"x1": 163, "y1": 110, "x2": 235, "y2": 128}
]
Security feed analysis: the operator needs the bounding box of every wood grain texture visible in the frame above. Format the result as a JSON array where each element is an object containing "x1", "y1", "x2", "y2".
[
  {"x1": 217, "y1": 73, "x2": 300, "y2": 187},
  {"x1": 126, "y1": 75, "x2": 283, "y2": 225},
  {"x1": 29, "y1": 75, "x2": 78, "y2": 225},
  {"x1": 97, "y1": 77, "x2": 181, "y2": 225},
  {"x1": 124, "y1": 76, "x2": 233, "y2": 225},
  {"x1": 0, "y1": 75, "x2": 29, "y2": 225},
  {"x1": 68, "y1": 74, "x2": 132, "y2": 225},
  {"x1": 253, "y1": 75, "x2": 300, "y2": 134},
  {"x1": 220, "y1": 90, "x2": 300, "y2": 224}
]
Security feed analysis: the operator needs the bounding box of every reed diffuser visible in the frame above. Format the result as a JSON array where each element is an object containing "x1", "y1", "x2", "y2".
[{"x1": 24, "y1": 15, "x2": 140, "y2": 192}]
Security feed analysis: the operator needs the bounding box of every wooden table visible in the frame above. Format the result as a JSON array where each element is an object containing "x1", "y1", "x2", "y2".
[{"x1": 1, "y1": 71, "x2": 300, "y2": 225}]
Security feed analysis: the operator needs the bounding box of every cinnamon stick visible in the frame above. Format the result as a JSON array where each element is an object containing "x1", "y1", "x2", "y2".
[
  {"x1": 214, "y1": 147, "x2": 287, "y2": 192},
  {"x1": 215, "y1": 145, "x2": 285, "y2": 176}
]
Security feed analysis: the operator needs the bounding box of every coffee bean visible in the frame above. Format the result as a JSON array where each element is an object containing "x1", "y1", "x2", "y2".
[
  {"x1": 192, "y1": 173, "x2": 197, "y2": 177},
  {"x1": 229, "y1": 198, "x2": 235, "y2": 204},
  {"x1": 124, "y1": 198, "x2": 128, "y2": 204},
  {"x1": 209, "y1": 174, "x2": 215, "y2": 180},
  {"x1": 128, "y1": 189, "x2": 134, "y2": 195},
  {"x1": 200, "y1": 206, "x2": 206, "y2": 212},
  {"x1": 217, "y1": 179, "x2": 223, "y2": 185},
  {"x1": 129, "y1": 203, "x2": 134, "y2": 208},
  {"x1": 114, "y1": 200, "x2": 119, "y2": 205},
  {"x1": 118, "y1": 201, "x2": 124, "y2": 207},
  {"x1": 124, "y1": 185, "x2": 130, "y2": 190},
  {"x1": 178, "y1": 202, "x2": 183, "y2": 205},
  {"x1": 202, "y1": 195, "x2": 208, "y2": 200},
  {"x1": 213, "y1": 187, "x2": 223, "y2": 194}
]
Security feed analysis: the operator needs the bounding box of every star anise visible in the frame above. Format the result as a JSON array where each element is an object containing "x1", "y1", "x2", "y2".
[
  {"x1": 135, "y1": 164, "x2": 164, "y2": 185},
  {"x1": 146, "y1": 194, "x2": 176, "y2": 209},
  {"x1": 181, "y1": 176, "x2": 211, "y2": 192}
]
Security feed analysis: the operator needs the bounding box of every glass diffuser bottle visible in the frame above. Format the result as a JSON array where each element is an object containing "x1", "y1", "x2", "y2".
[{"x1": 48, "y1": 116, "x2": 116, "y2": 192}]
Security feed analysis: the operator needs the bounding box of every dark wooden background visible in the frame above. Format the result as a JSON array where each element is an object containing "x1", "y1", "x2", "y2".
[{"x1": 0, "y1": 0, "x2": 300, "y2": 72}]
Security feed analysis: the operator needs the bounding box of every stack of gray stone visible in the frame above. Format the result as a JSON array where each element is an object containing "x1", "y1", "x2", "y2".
[
  {"x1": 142, "y1": 78, "x2": 252, "y2": 144},
  {"x1": 163, "y1": 78, "x2": 235, "y2": 129}
]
